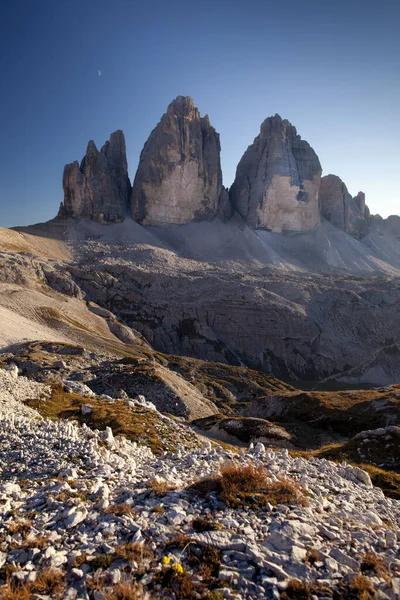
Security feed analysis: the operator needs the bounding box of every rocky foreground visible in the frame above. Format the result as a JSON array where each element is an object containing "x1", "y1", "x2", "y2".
[{"x1": 0, "y1": 369, "x2": 399, "y2": 599}]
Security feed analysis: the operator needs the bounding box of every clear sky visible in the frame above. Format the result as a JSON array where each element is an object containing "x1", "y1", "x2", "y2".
[{"x1": 0, "y1": 0, "x2": 399, "y2": 228}]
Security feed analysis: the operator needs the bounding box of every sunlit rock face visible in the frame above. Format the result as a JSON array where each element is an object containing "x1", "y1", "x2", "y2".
[
  {"x1": 60, "y1": 130, "x2": 131, "y2": 222},
  {"x1": 320, "y1": 174, "x2": 370, "y2": 238},
  {"x1": 131, "y1": 96, "x2": 223, "y2": 226},
  {"x1": 229, "y1": 114, "x2": 322, "y2": 232}
]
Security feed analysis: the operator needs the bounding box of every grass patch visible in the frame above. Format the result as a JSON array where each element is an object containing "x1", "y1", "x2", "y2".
[
  {"x1": 189, "y1": 462, "x2": 307, "y2": 508},
  {"x1": 102, "y1": 503, "x2": 136, "y2": 518},
  {"x1": 192, "y1": 516, "x2": 223, "y2": 532},
  {"x1": 148, "y1": 478, "x2": 177, "y2": 496},
  {"x1": 102, "y1": 581, "x2": 146, "y2": 600},
  {"x1": 25, "y1": 385, "x2": 184, "y2": 455},
  {"x1": 115, "y1": 542, "x2": 153, "y2": 563}
]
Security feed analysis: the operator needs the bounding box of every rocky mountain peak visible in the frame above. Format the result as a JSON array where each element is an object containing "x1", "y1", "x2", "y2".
[
  {"x1": 167, "y1": 95, "x2": 199, "y2": 120},
  {"x1": 319, "y1": 174, "x2": 370, "y2": 239},
  {"x1": 229, "y1": 115, "x2": 322, "y2": 231},
  {"x1": 131, "y1": 96, "x2": 223, "y2": 226},
  {"x1": 60, "y1": 130, "x2": 131, "y2": 223}
]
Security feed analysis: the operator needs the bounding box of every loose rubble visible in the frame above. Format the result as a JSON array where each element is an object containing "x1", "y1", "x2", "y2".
[{"x1": 0, "y1": 370, "x2": 399, "y2": 599}]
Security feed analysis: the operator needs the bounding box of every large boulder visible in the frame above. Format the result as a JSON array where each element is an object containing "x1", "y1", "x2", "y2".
[
  {"x1": 229, "y1": 114, "x2": 322, "y2": 232},
  {"x1": 319, "y1": 175, "x2": 370, "y2": 238},
  {"x1": 60, "y1": 130, "x2": 131, "y2": 222},
  {"x1": 131, "y1": 96, "x2": 224, "y2": 226}
]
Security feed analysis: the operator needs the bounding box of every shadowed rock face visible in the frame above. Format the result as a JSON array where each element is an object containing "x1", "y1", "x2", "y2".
[
  {"x1": 229, "y1": 114, "x2": 322, "y2": 231},
  {"x1": 320, "y1": 175, "x2": 370, "y2": 239},
  {"x1": 60, "y1": 130, "x2": 131, "y2": 222},
  {"x1": 131, "y1": 96, "x2": 223, "y2": 226}
]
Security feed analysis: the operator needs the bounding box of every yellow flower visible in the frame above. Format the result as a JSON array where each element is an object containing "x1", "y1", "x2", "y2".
[
  {"x1": 172, "y1": 563, "x2": 184, "y2": 574},
  {"x1": 163, "y1": 556, "x2": 171, "y2": 565}
]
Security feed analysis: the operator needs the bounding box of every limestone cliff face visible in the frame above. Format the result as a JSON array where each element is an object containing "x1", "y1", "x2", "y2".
[
  {"x1": 60, "y1": 130, "x2": 131, "y2": 222},
  {"x1": 229, "y1": 115, "x2": 322, "y2": 232},
  {"x1": 320, "y1": 175, "x2": 370, "y2": 238},
  {"x1": 131, "y1": 96, "x2": 223, "y2": 226}
]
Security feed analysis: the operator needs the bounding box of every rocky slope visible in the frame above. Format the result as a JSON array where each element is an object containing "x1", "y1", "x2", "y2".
[
  {"x1": 60, "y1": 130, "x2": 131, "y2": 222},
  {"x1": 229, "y1": 114, "x2": 322, "y2": 232},
  {"x1": 1, "y1": 369, "x2": 400, "y2": 600},
  {"x1": 131, "y1": 96, "x2": 224, "y2": 226},
  {"x1": 8, "y1": 217, "x2": 400, "y2": 384}
]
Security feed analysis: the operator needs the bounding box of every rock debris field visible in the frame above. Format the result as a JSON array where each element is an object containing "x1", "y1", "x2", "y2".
[{"x1": 0, "y1": 369, "x2": 400, "y2": 599}]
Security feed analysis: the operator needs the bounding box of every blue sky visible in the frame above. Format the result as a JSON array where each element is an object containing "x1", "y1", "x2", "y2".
[{"x1": 0, "y1": 0, "x2": 399, "y2": 227}]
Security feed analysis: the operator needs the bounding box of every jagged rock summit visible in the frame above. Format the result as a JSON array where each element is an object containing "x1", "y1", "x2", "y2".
[
  {"x1": 60, "y1": 130, "x2": 131, "y2": 222},
  {"x1": 131, "y1": 95, "x2": 224, "y2": 226},
  {"x1": 57, "y1": 99, "x2": 374, "y2": 239},
  {"x1": 229, "y1": 114, "x2": 322, "y2": 232},
  {"x1": 319, "y1": 174, "x2": 370, "y2": 239}
]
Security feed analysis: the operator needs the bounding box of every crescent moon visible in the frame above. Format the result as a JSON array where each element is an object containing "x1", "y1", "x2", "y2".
[{"x1": 98, "y1": 70, "x2": 101, "y2": 76}]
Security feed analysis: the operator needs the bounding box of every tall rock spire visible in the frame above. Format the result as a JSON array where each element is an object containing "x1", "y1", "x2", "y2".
[
  {"x1": 60, "y1": 130, "x2": 131, "y2": 222},
  {"x1": 229, "y1": 114, "x2": 322, "y2": 232},
  {"x1": 131, "y1": 96, "x2": 224, "y2": 226}
]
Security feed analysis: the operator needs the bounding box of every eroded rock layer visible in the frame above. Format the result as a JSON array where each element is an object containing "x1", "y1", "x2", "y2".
[
  {"x1": 60, "y1": 130, "x2": 131, "y2": 222},
  {"x1": 229, "y1": 114, "x2": 322, "y2": 231},
  {"x1": 131, "y1": 96, "x2": 223, "y2": 226}
]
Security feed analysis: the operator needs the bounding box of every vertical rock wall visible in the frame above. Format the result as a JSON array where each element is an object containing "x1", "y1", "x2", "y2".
[
  {"x1": 229, "y1": 115, "x2": 322, "y2": 232},
  {"x1": 131, "y1": 96, "x2": 223, "y2": 226},
  {"x1": 61, "y1": 130, "x2": 131, "y2": 222}
]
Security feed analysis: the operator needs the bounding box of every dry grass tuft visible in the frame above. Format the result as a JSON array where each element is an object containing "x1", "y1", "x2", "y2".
[
  {"x1": 305, "y1": 548, "x2": 320, "y2": 566},
  {"x1": 192, "y1": 516, "x2": 223, "y2": 533},
  {"x1": 148, "y1": 478, "x2": 177, "y2": 496},
  {"x1": 346, "y1": 574, "x2": 377, "y2": 599},
  {"x1": 103, "y1": 503, "x2": 136, "y2": 518},
  {"x1": 151, "y1": 505, "x2": 165, "y2": 514},
  {"x1": 14, "y1": 535, "x2": 49, "y2": 550},
  {"x1": 157, "y1": 566, "x2": 195, "y2": 599},
  {"x1": 7, "y1": 520, "x2": 32, "y2": 536},
  {"x1": 115, "y1": 542, "x2": 153, "y2": 563},
  {"x1": 360, "y1": 551, "x2": 391, "y2": 584},
  {"x1": 32, "y1": 568, "x2": 65, "y2": 597},
  {"x1": 190, "y1": 462, "x2": 307, "y2": 508},
  {"x1": 0, "y1": 580, "x2": 32, "y2": 600},
  {"x1": 165, "y1": 534, "x2": 191, "y2": 551},
  {"x1": 280, "y1": 579, "x2": 312, "y2": 600},
  {"x1": 102, "y1": 581, "x2": 146, "y2": 600}
]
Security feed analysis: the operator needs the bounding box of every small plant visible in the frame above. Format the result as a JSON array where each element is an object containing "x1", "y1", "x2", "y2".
[
  {"x1": 151, "y1": 505, "x2": 165, "y2": 514},
  {"x1": 148, "y1": 478, "x2": 177, "y2": 496},
  {"x1": 345, "y1": 574, "x2": 376, "y2": 599},
  {"x1": 0, "y1": 580, "x2": 31, "y2": 600},
  {"x1": 164, "y1": 534, "x2": 191, "y2": 550},
  {"x1": 157, "y1": 564, "x2": 194, "y2": 599},
  {"x1": 305, "y1": 548, "x2": 320, "y2": 567},
  {"x1": 102, "y1": 581, "x2": 146, "y2": 600},
  {"x1": 86, "y1": 571, "x2": 107, "y2": 592},
  {"x1": 192, "y1": 516, "x2": 222, "y2": 532},
  {"x1": 280, "y1": 579, "x2": 312, "y2": 600},
  {"x1": 32, "y1": 568, "x2": 65, "y2": 597},
  {"x1": 115, "y1": 542, "x2": 153, "y2": 563},
  {"x1": 360, "y1": 551, "x2": 391, "y2": 585},
  {"x1": 189, "y1": 462, "x2": 307, "y2": 508},
  {"x1": 7, "y1": 519, "x2": 32, "y2": 536},
  {"x1": 103, "y1": 503, "x2": 136, "y2": 517},
  {"x1": 89, "y1": 553, "x2": 115, "y2": 570},
  {"x1": 72, "y1": 553, "x2": 88, "y2": 568}
]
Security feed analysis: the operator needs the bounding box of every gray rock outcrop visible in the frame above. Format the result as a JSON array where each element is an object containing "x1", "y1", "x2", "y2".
[
  {"x1": 131, "y1": 96, "x2": 223, "y2": 226},
  {"x1": 319, "y1": 175, "x2": 370, "y2": 238},
  {"x1": 60, "y1": 130, "x2": 131, "y2": 222},
  {"x1": 229, "y1": 114, "x2": 322, "y2": 231}
]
